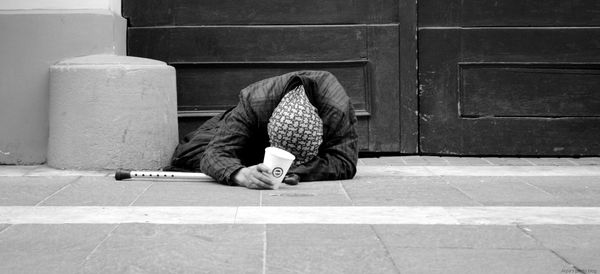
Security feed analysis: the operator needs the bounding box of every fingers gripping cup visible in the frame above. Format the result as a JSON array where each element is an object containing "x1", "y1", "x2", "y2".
[{"x1": 263, "y1": 147, "x2": 295, "y2": 189}]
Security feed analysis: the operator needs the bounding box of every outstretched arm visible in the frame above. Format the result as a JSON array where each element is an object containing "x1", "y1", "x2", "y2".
[{"x1": 198, "y1": 91, "x2": 280, "y2": 189}]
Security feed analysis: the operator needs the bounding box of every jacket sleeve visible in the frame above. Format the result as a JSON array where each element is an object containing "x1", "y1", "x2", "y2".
[
  {"x1": 199, "y1": 96, "x2": 256, "y2": 185},
  {"x1": 288, "y1": 102, "x2": 359, "y2": 181}
]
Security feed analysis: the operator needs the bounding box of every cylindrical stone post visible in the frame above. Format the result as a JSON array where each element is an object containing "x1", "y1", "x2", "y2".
[{"x1": 48, "y1": 55, "x2": 178, "y2": 170}]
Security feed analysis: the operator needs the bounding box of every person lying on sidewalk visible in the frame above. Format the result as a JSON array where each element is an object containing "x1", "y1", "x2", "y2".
[{"x1": 165, "y1": 70, "x2": 358, "y2": 189}]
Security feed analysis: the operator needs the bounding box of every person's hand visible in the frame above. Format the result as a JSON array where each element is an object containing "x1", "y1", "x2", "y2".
[
  {"x1": 231, "y1": 164, "x2": 276, "y2": 189},
  {"x1": 283, "y1": 174, "x2": 300, "y2": 185}
]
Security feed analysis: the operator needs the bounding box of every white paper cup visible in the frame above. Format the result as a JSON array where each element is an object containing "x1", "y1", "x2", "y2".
[{"x1": 263, "y1": 147, "x2": 295, "y2": 189}]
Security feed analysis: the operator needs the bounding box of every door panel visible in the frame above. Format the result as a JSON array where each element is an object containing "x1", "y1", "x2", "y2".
[
  {"x1": 419, "y1": 0, "x2": 600, "y2": 156},
  {"x1": 460, "y1": 64, "x2": 600, "y2": 117},
  {"x1": 420, "y1": 0, "x2": 600, "y2": 27},
  {"x1": 124, "y1": 0, "x2": 399, "y2": 26},
  {"x1": 128, "y1": 26, "x2": 368, "y2": 62},
  {"x1": 174, "y1": 64, "x2": 369, "y2": 112}
]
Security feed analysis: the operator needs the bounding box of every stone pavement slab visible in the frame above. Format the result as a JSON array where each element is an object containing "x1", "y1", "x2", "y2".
[
  {"x1": 0, "y1": 176, "x2": 77, "y2": 206},
  {"x1": 524, "y1": 177, "x2": 600, "y2": 207},
  {"x1": 429, "y1": 166, "x2": 600, "y2": 176},
  {"x1": 387, "y1": 248, "x2": 572, "y2": 274},
  {"x1": 550, "y1": 249, "x2": 600, "y2": 274},
  {"x1": 442, "y1": 157, "x2": 494, "y2": 166},
  {"x1": 233, "y1": 206, "x2": 457, "y2": 225},
  {"x1": 373, "y1": 225, "x2": 542, "y2": 249},
  {"x1": 0, "y1": 224, "x2": 116, "y2": 274},
  {"x1": 358, "y1": 157, "x2": 388, "y2": 166},
  {"x1": 380, "y1": 156, "x2": 409, "y2": 166},
  {"x1": 0, "y1": 206, "x2": 238, "y2": 224},
  {"x1": 82, "y1": 224, "x2": 263, "y2": 273},
  {"x1": 24, "y1": 166, "x2": 112, "y2": 177},
  {"x1": 132, "y1": 181, "x2": 260, "y2": 206},
  {"x1": 262, "y1": 181, "x2": 352, "y2": 206},
  {"x1": 522, "y1": 225, "x2": 600, "y2": 250},
  {"x1": 444, "y1": 176, "x2": 558, "y2": 206},
  {"x1": 356, "y1": 165, "x2": 600, "y2": 177},
  {"x1": 516, "y1": 225, "x2": 600, "y2": 274},
  {"x1": 342, "y1": 177, "x2": 480, "y2": 206},
  {"x1": 569, "y1": 157, "x2": 600, "y2": 166},
  {"x1": 380, "y1": 156, "x2": 453, "y2": 166},
  {"x1": 485, "y1": 157, "x2": 535, "y2": 166},
  {"x1": 39, "y1": 177, "x2": 153, "y2": 206},
  {"x1": 5, "y1": 206, "x2": 600, "y2": 225},
  {"x1": 0, "y1": 165, "x2": 38, "y2": 176},
  {"x1": 526, "y1": 158, "x2": 578, "y2": 166},
  {"x1": 266, "y1": 224, "x2": 398, "y2": 273},
  {"x1": 357, "y1": 156, "x2": 600, "y2": 167},
  {"x1": 402, "y1": 156, "x2": 449, "y2": 166},
  {"x1": 355, "y1": 166, "x2": 435, "y2": 177}
]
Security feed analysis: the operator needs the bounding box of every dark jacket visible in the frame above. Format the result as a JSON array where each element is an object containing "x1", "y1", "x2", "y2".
[{"x1": 169, "y1": 70, "x2": 358, "y2": 185}]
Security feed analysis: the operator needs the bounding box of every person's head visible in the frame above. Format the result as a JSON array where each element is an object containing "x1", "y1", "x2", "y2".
[{"x1": 267, "y1": 84, "x2": 323, "y2": 167}]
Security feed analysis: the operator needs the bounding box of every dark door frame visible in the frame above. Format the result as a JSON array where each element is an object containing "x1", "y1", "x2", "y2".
[{"x1": 398, "y1": 0, "x2": 419, "y2": 154}]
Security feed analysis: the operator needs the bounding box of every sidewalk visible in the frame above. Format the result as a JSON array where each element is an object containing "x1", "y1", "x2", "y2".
[{"x1": 1, "y1": 156, "x2": 599, "y2": 274}]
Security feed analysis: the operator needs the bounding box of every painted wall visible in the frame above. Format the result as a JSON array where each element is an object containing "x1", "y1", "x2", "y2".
[
  {"x1": 0, "y1": 1, "x2": 125, "y2": 164},
  {"x1": 0, "y1": 0, "x2": 121, "y2": 15}
]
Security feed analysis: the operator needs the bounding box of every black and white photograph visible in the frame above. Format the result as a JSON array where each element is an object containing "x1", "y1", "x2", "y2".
[{"x1": 0, "y1": 0, "x2": 599, "y2": 273}]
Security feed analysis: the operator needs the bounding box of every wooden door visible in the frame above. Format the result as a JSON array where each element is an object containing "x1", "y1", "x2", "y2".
[
  {"x1": 123, "y1": 0, "x2": 418, "y2": 154},
  {"x1": 419, "y1": 0, "x2": 600, "y2": 156}
]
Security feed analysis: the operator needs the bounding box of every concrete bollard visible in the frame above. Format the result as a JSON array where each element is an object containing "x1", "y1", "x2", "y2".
[{"x1": 48, "y1": 55, "x2": 178, "y2": 170}]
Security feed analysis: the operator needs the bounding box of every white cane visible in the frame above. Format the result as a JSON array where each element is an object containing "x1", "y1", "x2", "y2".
[{"x1": 115, "y1": 169, "x2": 214, "y2": 182}]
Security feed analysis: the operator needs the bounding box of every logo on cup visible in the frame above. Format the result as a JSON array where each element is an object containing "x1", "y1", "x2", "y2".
[{"x1": 272, "y1": 167, "x2": 284, "y2": 178}]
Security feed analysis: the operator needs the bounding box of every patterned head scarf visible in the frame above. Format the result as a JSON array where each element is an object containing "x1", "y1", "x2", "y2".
[{"x1": 268, "y1": 85, "x2": 323, "y2": 166}]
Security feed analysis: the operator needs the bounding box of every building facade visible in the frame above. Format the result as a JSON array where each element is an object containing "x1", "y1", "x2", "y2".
[{"x1": 1, "y1": 0, "x2": 599, "y2": 165}]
